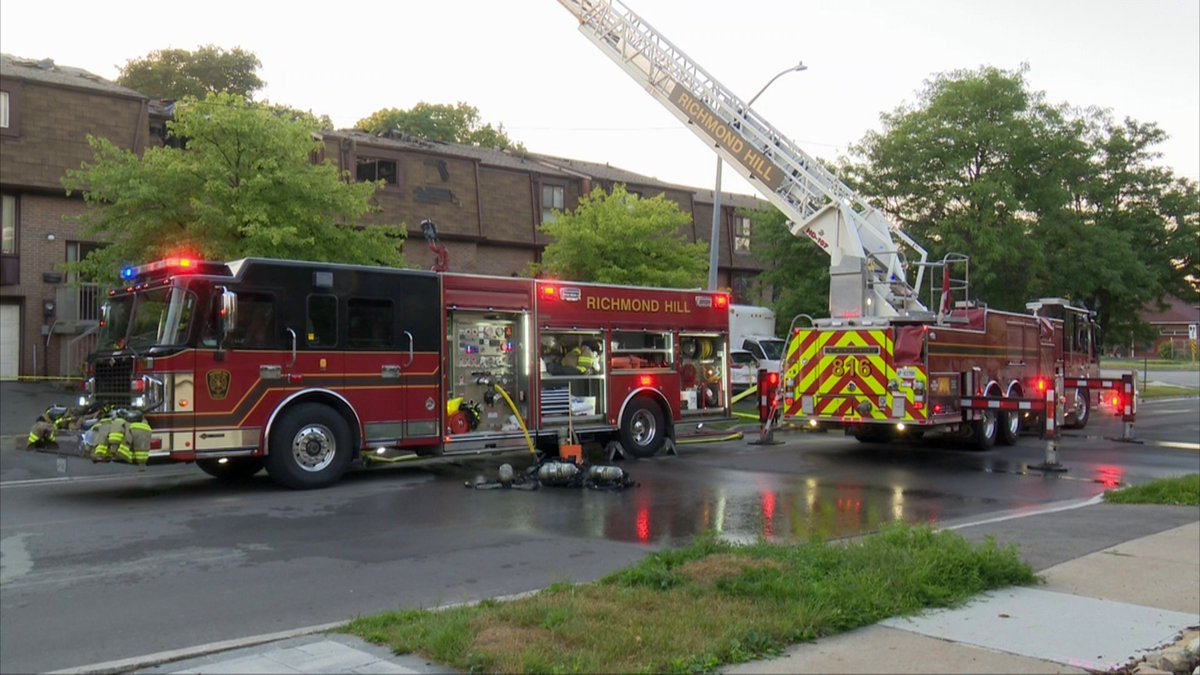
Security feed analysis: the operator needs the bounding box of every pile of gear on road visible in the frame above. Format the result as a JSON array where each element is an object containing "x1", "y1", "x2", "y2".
[
  {"x1": 26, "y1": 403, "x2": 154, "y2": 469},
  {"x1": 467, "y1": 459, "x2": 637, "y2": 491}
]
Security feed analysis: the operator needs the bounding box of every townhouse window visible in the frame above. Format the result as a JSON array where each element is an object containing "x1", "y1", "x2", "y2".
[
  {"x1": 0, "y1": 87, "x2": 17, "y2": 137},
  {"x1": 541, "y1": 184, "x2": 564, "y2": 223},
  {"x1": 1, "y1": 193, "x2": 17, "y2": 286},
  {"x1": 734, "y1": 215, "x2": 752, "y2": 253},
  {"x1": 1, "y1": 194, "x2": 16, "y2": 255},
  {"x1": 356, "y1": 157, "x2": 398, "y2": 186}
]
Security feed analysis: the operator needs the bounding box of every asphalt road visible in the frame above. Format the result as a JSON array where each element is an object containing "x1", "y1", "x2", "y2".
[{"x1": 2, "y1": 394, "x2": 1198, "y2": 674}]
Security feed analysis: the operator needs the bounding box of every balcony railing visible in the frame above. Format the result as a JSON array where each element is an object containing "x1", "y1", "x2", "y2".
[{"x1": 55, "y1": 282, "x2": 104, "y2": 323}]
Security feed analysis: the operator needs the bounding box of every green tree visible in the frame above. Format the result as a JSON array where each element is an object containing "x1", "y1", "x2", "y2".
[
  {"x1": 63, "y1": 93, "x2": 404, "y2": 283},
  {"x1": 536, "y1": 185, "x2": 707, "y2": 287},
  {"x1": 846, "y1": 65, "x2": 1076, "y2": 311},
  {"x1": 116, "y1": 46, "x2": 264, "y2": 100},
  {"x1": 844, "y1": 65, "x2": 1198, "y2": 339},
  {"x1": 356, "y1": 102, "x2": 523, "y2": 150},
  {"x1": 745, "y1": 206, "x2": 829, "y2": 327}
]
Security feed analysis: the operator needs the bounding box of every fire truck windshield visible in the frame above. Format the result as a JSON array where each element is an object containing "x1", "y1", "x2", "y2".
[{"x1": 100, "y1": 285, "x2": 195, "y2": 351}]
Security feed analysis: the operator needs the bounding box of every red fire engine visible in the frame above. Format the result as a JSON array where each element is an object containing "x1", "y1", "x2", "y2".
[
  {"x1": 557, "y1": 0, "x2": 1111, "y2": 448},
  {"x1": 81, "y1": 257, "x2": 732, "y2": 488}
]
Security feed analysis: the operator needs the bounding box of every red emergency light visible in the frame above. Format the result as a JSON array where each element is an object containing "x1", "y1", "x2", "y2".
[
  {"x1": 541, "y1": 285, "x2": 557, "y2": 300},
  {"x1": 714, "y1": 294, "x2": 729, "y2": 309},
  {"x1": 638, "y1": 375, "x2": 655, "y2": 387},
  {"x1": 1036, "y1": 378, "x2": 1048, "y2": 392}
]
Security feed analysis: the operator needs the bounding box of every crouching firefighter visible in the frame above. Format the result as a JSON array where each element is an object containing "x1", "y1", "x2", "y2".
[
  {"x1": 85, "y1": 410, "x2": 153, "y2": 468},
  {"x1": 26, "y1": 404, "x2": 72, "y2": 448}
]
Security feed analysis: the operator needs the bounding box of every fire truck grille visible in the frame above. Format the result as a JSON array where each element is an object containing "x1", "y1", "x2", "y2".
[{"x1": 93, "y1": 358, "x2": 134, "y2": 404}]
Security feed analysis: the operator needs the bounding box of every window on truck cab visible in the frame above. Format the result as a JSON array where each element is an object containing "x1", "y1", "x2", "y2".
[
  {"x1": 347, "y1": 297, "x2": 394, "y2": 349},
  {"x1": 307, "y1": 294, "x2": 337, "y2": 347},
  {"x1": 233, "y1": 292, "x2": 278, "y2": 349},
  {"x1": 746, "y1": 341, "x2": 765, "y2": 360}
]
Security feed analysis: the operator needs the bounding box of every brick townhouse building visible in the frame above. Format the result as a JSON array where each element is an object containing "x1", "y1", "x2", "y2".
[{"x1": 0, "y1": 53, "x2": 768, "y2": 380}]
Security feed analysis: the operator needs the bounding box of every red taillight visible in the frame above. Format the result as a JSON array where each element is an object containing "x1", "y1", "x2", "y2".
[
  {"x1": 766, "y1": 372, "x2": 779, "y2": 387},
  {"x1": 913, "y1": 402, "x2": 924, "y2": 411},
  {"x1": 933, "y1": 403, "x2": 944, "y2": 414}
]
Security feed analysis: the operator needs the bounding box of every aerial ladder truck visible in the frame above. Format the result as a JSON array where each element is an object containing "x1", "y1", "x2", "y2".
[{"x1": 556, "y1": 0, "x2": 1126, "y2": 449}]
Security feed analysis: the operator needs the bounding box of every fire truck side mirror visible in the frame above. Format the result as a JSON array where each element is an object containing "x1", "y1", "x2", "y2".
[{"x1": 217, "y1": 287, "x2": 237, "y2": 347}]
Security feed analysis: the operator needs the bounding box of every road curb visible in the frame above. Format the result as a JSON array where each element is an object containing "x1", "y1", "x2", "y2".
[{"x1": 46, "y1": 621, "x2": 350, "y2": 675}]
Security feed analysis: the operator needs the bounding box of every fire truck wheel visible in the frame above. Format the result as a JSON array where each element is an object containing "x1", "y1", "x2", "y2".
[
  {"x1": 620, "y1": 398, "x2": 666, "y2": 458},
  {"x1": 196, "y1": 457, "x2": 264, "y2": 481},
  {"x1": 1064, "y1": 388, "x2": 1090, "y2": 429},
  {"x1": 971, "y1": 411, "x2": 998, "y2": 451},
  {"x1": 266, "y1": 403, "x2": 353, "y2": 489},
  {"x1": 997, "y1": 410, "x2": 1021, "y2": 446}
]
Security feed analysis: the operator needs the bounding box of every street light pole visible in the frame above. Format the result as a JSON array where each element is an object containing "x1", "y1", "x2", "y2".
[{"x1": 707, "y1": 61, "x2": 807, "y2": 291}]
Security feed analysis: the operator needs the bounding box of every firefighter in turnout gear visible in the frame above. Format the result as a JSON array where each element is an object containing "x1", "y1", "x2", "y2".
[
  {"x1": 84, "y1": 409, "x2": 152, "y2": 468},
  {"x1": 26, "y1": 404, "x2": 71, "y2": 448}
]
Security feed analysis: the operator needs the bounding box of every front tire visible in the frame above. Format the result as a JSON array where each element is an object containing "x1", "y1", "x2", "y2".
[
  {"x1": 620, "y1": 398, "x2": 666, "y2": 458},
  {"x1": 266, "y1": 403, "x2": 353, "y2": 489},
  {"x1": 196, "y1": 457, "x2": 264, "y2": 481}
]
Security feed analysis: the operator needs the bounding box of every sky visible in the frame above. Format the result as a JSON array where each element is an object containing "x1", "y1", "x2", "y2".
[{"x1": 2, "y1": 0, "x2": 1197, "y2": 199}]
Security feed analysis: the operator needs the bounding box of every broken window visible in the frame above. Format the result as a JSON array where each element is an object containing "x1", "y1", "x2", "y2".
[
  {"x1": 356, "y1": 157, "x2": 398, "y2": 186},
  {"x1": 734, "y1": 215, "x2": 752, "y2": 253},
  {"x1": 541, "y1": 184, "x2": 564, "y2": 223}
]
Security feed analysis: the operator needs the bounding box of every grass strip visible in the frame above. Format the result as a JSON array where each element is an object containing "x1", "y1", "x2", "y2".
[
  {"x1": 1102, "y1": 359, "x2": 1200, "y2": 373},
  {"x1": 345, "y1": 523, "x2": 1035, "y2": 673},
  {"x1": 1105, "y1": 474, "x2": 1200, "y2": 506},
  {"x1": 1139, "y1": 384, "x2": 1199, "y2": 399}
]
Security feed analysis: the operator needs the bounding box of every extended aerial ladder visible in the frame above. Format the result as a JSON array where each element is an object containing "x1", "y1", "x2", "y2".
[{"x1": 556, "y1": 0, "x2": 932, "y2": 319}]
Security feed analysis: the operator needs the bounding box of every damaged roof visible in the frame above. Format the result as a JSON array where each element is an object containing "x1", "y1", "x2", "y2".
[
  {"x1": 333, "y1": 129, "x2": 766, "y2": 208},
  {"x1": 0, "y1": 53, "x2": 147, "y2": 99}
]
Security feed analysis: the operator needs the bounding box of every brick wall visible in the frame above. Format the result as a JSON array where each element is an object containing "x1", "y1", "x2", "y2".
[
  {"x1": 0, "y1": 194, "x2": 92, "y2": 376},
  {"x1": 0, "y1": 81, "x2": 146, "y2": 190},
  {"x1": 481, "y1": 168, "x2": 538, "y2": 244}
]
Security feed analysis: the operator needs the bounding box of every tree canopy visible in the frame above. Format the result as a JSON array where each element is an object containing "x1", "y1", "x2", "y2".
[
  {"x1": 356, "y1": 102, "x2": 523, "y2": 150},
  {"x1": 536, "y1": 185, "x2": 708, "y2": 288},
  {"x1": 116, "y1": 45, "x2": 265, "y2": 100},
  {"x1": 63, "y1": 93, "x2": 404, "y2": 283},
  {"x1": 758, "y1": 65, "x2": 1197, "y2": 343}
]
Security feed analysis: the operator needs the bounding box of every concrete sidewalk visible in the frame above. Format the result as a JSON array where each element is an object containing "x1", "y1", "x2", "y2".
[{"x1": 112, "y1": 501, "x2": 1199, "y2": 675}]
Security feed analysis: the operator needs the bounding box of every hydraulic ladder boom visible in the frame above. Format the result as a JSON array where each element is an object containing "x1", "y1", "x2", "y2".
[{"x1": 556, "y1": 0, "x2": 931, "y2": 318}]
